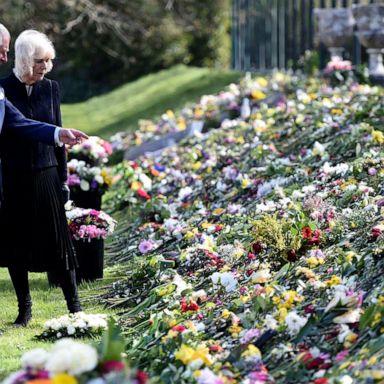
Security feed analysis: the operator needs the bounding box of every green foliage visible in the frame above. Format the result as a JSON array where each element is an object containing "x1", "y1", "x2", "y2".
[
  {"x1": 0, "y1": 0, "x2": 231, "y2": 101},
  {"x1": 252, "y1": 214, "x2": 302, "y2": 264}
]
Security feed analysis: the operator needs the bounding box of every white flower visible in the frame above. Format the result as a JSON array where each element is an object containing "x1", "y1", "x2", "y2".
[
  {"x1": 264, "y1": 315, "x2": 278, "y2": 330},
  {"x1": 312, "y1": 141, "x2": 326, "y2": 157},
  {"x1": 21, "y1": 348, "x2": 49, "y2": 369},
  {"x1": 333, "y1": 309, "x2": 361, "y2": 324},
  {"x1": 339, "y1": 375, "x2": 353, "y2": 384},
  {"x1": 67, "y1": 325, "x2": 76, "y2": 335},
  {"x1": 251, "y1": 269, "x2": 271, "y2": 283},
  {"x1": 285, "y1": 311, "x2": 308, "y2": 336},
  {"x1": 139, "y1": 173, "x2": 152, "y2": 190},
  {"x1": 46, "y1": 338, "x2": 98, "y2": 375},
  {"x1": 220, "y1": 272, "x2": 238, "y2": 293},
  {"x1": 178, "y1": 186, "x2": 193, "y2": 200},
  {"x1": 80, "y1": 179, "x2": 90, "y2": 191},
  {"x1": 211, "y1": 272, "x2": 221, "y2": 285}
]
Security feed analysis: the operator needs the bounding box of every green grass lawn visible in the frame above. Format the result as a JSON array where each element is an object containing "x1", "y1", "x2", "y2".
[
  {"x1": 0, "y1": 268, "x2": 119, "y2": 378},
  {"x1": 61, "y1": 64, "x2": 241, "y2": 138}
]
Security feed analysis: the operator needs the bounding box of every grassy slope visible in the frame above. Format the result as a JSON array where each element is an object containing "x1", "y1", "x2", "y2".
[
  {"x1": 61, "y1": 65, "x2": 241, "y2": 138},
  {"x1": 0, "y1": 268, "x2": 119, "y2": 378}
]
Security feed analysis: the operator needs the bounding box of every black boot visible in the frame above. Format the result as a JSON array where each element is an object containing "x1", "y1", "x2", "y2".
[
  {"x1": 8, "y1": 267, "x2": 32, "y2": 326},
  {"x1": 13, "y1": 295, "x2": 32, "y2": 326},
  {"x1": 59, "y1": 269, "x2": 82, "y2": 313}
]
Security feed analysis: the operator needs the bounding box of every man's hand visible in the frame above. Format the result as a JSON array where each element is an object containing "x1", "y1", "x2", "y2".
[{"x1": 59, "y1": 128, "x2": 89, "y2": 146}]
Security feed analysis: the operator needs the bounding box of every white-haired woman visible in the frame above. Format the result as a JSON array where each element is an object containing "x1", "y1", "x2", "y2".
[{"x1": 0, "y1": 30, "x2": 81, "y2": 326}]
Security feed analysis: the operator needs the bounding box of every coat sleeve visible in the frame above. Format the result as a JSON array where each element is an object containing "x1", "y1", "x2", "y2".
[
  {"x1": 3, "y1": 99, "x2": 56, "y2": 144},
  {"x1": 52, "y1": 81, "x2": 68, "y2": 183}
]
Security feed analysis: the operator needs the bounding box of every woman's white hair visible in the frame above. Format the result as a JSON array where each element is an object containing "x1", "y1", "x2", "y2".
[{"x1": 14, "y1": 30, "x2": 55, "y2": 80}]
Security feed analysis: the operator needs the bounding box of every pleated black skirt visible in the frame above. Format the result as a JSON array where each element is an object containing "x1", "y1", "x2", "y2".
[{"x1": 0, "y1": 166, "x2": 77, "y2": 272}]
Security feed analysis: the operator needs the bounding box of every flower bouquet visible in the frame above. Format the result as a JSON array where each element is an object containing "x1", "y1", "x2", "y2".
[
  {"x1": 49, "y1": 206, "x2": 116, "y2": 286},
  {"x1": 68, "y1": 136, "x2": 113, "y2": 166},
  {"x1": 69, "y1": 207, "x2": 116, "y2": 282},
  {"x1": 67, "y1": 159, "x2": 113, "y2": 209},
  {"x1": 35, "y1": 312, "x2": 109, "y2": 341},
  {"x1": 3, "y1": 320, "x2": 148, "y2": 384},
  {"x1": 66, "y1": 207, "x2": 116, "y2": 241}
]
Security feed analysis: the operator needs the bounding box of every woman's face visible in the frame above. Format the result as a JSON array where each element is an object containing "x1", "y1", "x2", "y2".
[{"x1": 26, "y1": 54, "x2": 52, "y2": 84}]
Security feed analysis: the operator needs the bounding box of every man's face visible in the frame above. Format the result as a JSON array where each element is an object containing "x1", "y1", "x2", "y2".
[{"x1": 0, "y1": 33, "x2": 10, "y2": 64}]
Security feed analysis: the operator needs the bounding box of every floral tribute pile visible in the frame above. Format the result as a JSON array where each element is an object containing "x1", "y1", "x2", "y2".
[{"x1": 100, "y1": 73, "x2": 384, "y2": 383}]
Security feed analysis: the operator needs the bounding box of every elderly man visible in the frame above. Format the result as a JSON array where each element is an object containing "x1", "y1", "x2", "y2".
[{"x1": 0, "y1": 24, "x2": 87, "y2": 146}]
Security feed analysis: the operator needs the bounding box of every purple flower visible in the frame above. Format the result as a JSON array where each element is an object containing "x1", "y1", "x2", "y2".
[
  {"x1": 240, "y1": 328, "x2": 261, "y2": 344},
  {"x1": 68, "y1": 174, "x2": 81, "y2": 187},
  {"x1": 138, "y1": 240, "x2": 155, "y2": 254}
]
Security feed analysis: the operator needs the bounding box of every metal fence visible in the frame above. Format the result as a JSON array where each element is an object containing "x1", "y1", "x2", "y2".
[{"x1": 231, "y1": 0, "x2": 383, "y2": 71}]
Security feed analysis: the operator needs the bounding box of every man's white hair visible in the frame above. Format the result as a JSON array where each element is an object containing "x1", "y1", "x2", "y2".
[
  {"x1": 0, "y1": 24, "x2": 10, "y2": 44},
  {"x1": 14, "y1": 30, "x2": 55, "y2": 80}
]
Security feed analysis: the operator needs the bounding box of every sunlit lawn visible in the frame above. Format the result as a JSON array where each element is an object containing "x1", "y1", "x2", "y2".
[
  {"x1": 0, "y1": 268, "x2": 118, "y2": 378},
  {"x1": 62, "y1": 64, "x2": 241, "y2": 138}
]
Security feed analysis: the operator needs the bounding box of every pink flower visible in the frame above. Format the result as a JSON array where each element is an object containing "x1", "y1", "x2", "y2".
[
  {"x1": 335, "y1": 350, "x2": 349, "y2": 362},
  {"x1": 138, "y1": 240, "x2": 155, "y2": 254}
]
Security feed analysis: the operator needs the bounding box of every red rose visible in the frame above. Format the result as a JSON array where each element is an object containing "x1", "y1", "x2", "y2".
[
  {"x1": 252, "y1": 242, "x2": 263, "y2": 254},
  {"x1": 286, "y1": 249, "x2": 298, "y2": 262},
  {"x1": 172, "y1": 324, "x2": 187, "y2": 333},
  {"x1": 306, "y1": 357, "x2": 324, "y2": 370},
  {"x1": 101, "y1": 360, "x2": 126, "y2": 373},
  {"x1": 304, "y1": 304, "x2": 316, "y2": 314},
  {"x1": 302, "y1": 227, "x2": 312, "y2": 239},
  {"x1": 135, "y1": 371, "x2": 148, "y2": 384},
  {"x1": 313, "y1": 379, "x2": 328, "y2": 384},
  {"x1": 137, "y1": 188, "x2": 150, "y2": 200}
]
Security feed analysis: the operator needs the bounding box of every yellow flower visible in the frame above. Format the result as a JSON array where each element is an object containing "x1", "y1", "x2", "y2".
[
  {"x1": 251, "y1": 90, "x2": 266, "y2": 100},
  {"x1": 228, "y1": 324, "x2": 242, "y2": 335},
  {"x1": 175, "y1": 344, "x2": 212, "y2": 366},
  {"x1": 202, "y1": 222, "x2": 214, "y2": 230},
  {"x1": 192, "y1": 161, "x2": 202, "y2": 171},
  {"x1": 240, "y1": 295, "x2": 251, "y2": 304},
  {"x1": 52, "y1": 374, "x2": 78, "y2": 384},
  {"x1": 241, "y1": 178, "x2": 251, "y2": 189},
  {"x1": 305, "y1": 256, "x2": 318, "y2": 268},
  {"x1": 131, "y1": 180, "x2": 142, "y2": 191},
  {"x1": 371, "y1": 370, "x2": 384, "y2": 380},
  {"x1": 212, "y1": 208, "x2": 225, "y2": 216},
  {"x1": 185, "y1": 228, "x2": 198, "y2": 240},
  {"x1": 168, "y1": 319, "x2": 177, "y2": 327},
  {"x1": 372, "y1": 129, "x2": 384, "y2": 144},
  {"x1": 372, "y1": 312, "x2": 381, "y2": 327},
  {"x1": 331, "y1": 108, "x2": 343, "y2": 115},
  {"x1": 278, "y1": 307, "x2": 288, "y2": 323},
  {"x1": 256, "y1": 77, "x2": 268, "y2": 88},
  {"x1": 368, "y1": 356, "x2": 378, "y2": 365},
  {"x1": 241, "y1": 344, "x2": 261, "y2": 358},
  {"x1": 325, "y1": 275, "x2": 342, "y2": 287},
  {"x1": 221, "y1": 309, "x2": 231, "y2": 319},
  {"x1": 177, "y1": 117, "x2": 187, "y2": 131},
  {"x1": 194, "y1": 107, "x2": 204, "y2": 119},
  {"x1": 265, "y1": 286, "x2": 275, "y2": 296},
  {"x1": 236, "y1": 136, "x2": 245, "y2": 145},
  {"x1": 166, "y1": 110, "x2": 175, "y2": 119}
]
